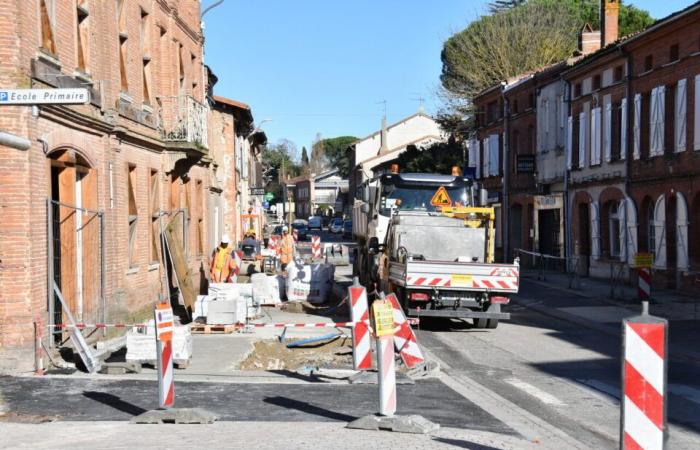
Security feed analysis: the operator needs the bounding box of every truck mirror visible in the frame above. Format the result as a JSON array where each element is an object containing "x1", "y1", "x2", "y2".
[
  {"x1": 362, "y1": 186, "x2": 370, "y2": 202},
  {"x1": 479, "y1": 189, "x2": 488, "y2": 206},
  {"x1": 361, "y1": 203, "x2": 370, "y2": 214}
]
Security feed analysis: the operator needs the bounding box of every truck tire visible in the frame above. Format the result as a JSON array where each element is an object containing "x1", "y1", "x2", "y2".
[
  {"x1": 473, "y1": 317, "x2": 488, "y2": 329},
  {"x1": 486, "y1": 319, "x2": 499, "y2": 329}
]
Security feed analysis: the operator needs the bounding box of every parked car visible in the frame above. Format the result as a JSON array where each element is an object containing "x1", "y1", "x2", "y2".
[
  {"x1": 308, "y1": 216, "x2": 322, "y2": 231},
  {"x1": 321, "y1": 215, "x2": 332, "y2": 229},
  {"x1": 329, "y1": 218, "x2": 344, "y2": 234},
  {"x1": 342, "y1": 220, "x2": 353, "y2": 238},
  {"x1": 291, "y1": 222, "x2": 308, "y2": 241}
]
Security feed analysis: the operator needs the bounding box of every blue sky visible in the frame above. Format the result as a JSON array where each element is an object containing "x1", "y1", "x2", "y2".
[{"x1": 203, "y1": 0, "x2": 695, "y2": 155}]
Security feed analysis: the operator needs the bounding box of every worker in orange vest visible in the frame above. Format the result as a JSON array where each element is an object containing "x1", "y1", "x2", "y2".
[
  {"x1": 210, "y1": 234, "x2": 237, "y2": 282},
  {"x1": 277, "y1": 225, "x2": 296, "y2": 270}
]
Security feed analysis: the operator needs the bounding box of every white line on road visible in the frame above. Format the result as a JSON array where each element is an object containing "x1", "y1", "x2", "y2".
[{"x1": 505, "y1": 378, "x2": 566, "y2": 406}]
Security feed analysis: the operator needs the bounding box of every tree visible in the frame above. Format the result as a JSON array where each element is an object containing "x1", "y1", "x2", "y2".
[
  {"x1": 439, "y1": 0, "x2": 654, "y2": 134},
  {"x1": 488, "y1": 0, "x2": 526, "y2": 13},
  {"x1": 261, "y1": 139, "x2": 302, "y2": 201},
  {"x1": 395, "y1": 138, "x2": 464, "y2": 174},
  {"x1": 300, "y1": 146, "x2": 309, "y2": 167},
  {"x1": 317, "y1": 135, "x2": 357, "y2": 178}
]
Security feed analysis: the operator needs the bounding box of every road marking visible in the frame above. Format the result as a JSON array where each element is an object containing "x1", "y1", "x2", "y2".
[{"x1": 505, "y1": 378, "x2": 566, "y2": 406}]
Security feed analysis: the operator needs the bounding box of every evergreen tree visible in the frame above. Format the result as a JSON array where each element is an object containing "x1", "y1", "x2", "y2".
[{"x1": 301, "y1": 146, "x2": 309, "y2": 166}]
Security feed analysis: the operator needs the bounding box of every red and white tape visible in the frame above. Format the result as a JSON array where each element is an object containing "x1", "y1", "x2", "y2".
[
  {"x1": 385, "y1": 293, "x2": 425, "y2": 368},
  {"x1": 48, "y1": 323, "x2": 147, "y2": 330},
  {"x1": 622, "y1": 314, "x2": 667, "y2": 449},
  {"x1": 251, "y1": 321, "x2": 355, "y2": 329},
  {"x1": 349, "y1": 283, "x2": 372, "y2": 370}
]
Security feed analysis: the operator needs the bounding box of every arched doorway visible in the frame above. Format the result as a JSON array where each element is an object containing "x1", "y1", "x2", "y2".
[
  {"x1": 48, "y1": 149, "x2": 100, "y2": 328},
  {"x1": 572, "y1": 191, "x2": 592, "y2": 276}
]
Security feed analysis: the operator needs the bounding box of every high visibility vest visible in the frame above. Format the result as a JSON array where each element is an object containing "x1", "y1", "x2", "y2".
[
  {"x1": 278, "y1": 235, "x2": 295, "y2": 264},
  {"x1": 210, "y1": 247, "x2": 236, "y2": 282}
]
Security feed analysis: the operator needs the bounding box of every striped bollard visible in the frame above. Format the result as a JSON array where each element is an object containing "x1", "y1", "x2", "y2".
[
  {"x1": 372, "y1": 297, "x2": 397, "y2": 416},
  {"x1": 621, "y1": 301, "x2": 667, "y2": 449},
  {"x1": 349, "y1": 278, "x2": 372, "y2": 370},
  {"x1": 311, "y1": 236, "x2": 322, "y2": 259},
  {"x1": 385, "y1": 293, "x2": 425, "y2": 368},
  {"x1": 638, "y1": 268, "x2": 651, "y2": 301},
  {"x1": 155, "y1": 303, "x2": 175, "y2": 409}
]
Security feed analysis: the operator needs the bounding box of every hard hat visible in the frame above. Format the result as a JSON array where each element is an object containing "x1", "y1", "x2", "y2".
[
  {"x1": 282, "y1": 225, "x2": 289, "y2": 232},
  {"x1": 221, "y1": 234, "x2": 231, "y2": 244},
  {"x1": 247, "y1": 228, "x2": 256, "y2": 236}
]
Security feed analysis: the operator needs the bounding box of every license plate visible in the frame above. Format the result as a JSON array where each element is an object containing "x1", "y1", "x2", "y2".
[{"x1": 451, "y1": 274, "x2": 473, "y2": 286}]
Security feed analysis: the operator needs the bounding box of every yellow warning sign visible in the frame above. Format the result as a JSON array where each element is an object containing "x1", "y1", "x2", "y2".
[
  {"x1": 633, "y1": 252, "x2": 653, "y2": 269},
  {"x1": 430, "y1": 186, "x2": 452, "y2": 207},
  {"x1": 372, "y1": 300, "x2": 395, "y2": 337},
  {"x1": 451, "y1": 274, "x2": 473, "y2": 287}
]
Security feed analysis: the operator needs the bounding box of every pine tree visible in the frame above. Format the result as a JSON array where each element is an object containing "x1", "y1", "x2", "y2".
[{"x1": 301, "y1": 146, "x2": 309, "y2": 166}]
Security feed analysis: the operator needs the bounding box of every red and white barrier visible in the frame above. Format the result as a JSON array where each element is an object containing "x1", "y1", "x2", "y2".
[
  {"x1": 349, "y1": 281, "x2": 372, "y2": 370},
  {"x1": 385, "y1": 293, "x2": 425, "y2": 368},
  {"x1": 251, "y1": 321, "x2": 355, "y2": 329},
  {"x1": 268, "y1": 235, "x2": 280, "y2": 251},
  {"x1": 155, "y1": 303, "x2": 175, "y2": 409},
  {"x1": 377, "y1": 334, "x2": 397, "y2": 416},
  {"x1": 311, "y1": 236, "x2": 322, "y2": 259},
  {"x1": 638, "y1": 268, "x2": 651, "y2": 300},
  {"x1": 621, "y1": 304, "x2": 667, "y2": 450},
  {"x1": 293, "y1": 229, "x2": 299, "y2": 243}
]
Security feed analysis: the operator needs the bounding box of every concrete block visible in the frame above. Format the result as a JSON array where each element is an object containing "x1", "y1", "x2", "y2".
[
  {"x1": 346, "y1": 414, "x2": 439, "y2": 434},
  {"x1": 348, "y1": 370, "x2": 415, "y2": 385},
  {"x1": 406, "y1": 360, "x2": 441, "y2": 380}
]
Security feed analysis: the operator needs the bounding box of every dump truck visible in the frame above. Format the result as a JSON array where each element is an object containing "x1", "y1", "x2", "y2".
[{"x1": 352, "y1": 168, "x2": 519, "y2": 328}]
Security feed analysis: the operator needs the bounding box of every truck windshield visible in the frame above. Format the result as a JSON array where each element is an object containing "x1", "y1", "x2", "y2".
[{"x1": 379, "y1": 184, "x2": 470, "y2": 216}]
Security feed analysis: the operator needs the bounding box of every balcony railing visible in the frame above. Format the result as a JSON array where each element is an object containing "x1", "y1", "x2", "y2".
[{"x1": 158, "y1": 95, "x2": 208, "y2": 149}]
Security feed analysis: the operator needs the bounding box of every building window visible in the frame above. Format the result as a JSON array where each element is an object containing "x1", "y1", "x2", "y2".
[
  {"x1": 512, "y1": 99, "x2": 519, "y2": 115},
  {"x1": 178, "y1": 42, "x2": 186, "y2": 95},
  {"x1": 128, "y1": 165, "x2": 138, "y2": 268},
  {"x1": 40, "y1": 0, "x2": 57, "y2": 55},
  {"x1": 149, "y1": 169, "x2": 159, "y2": 264},
  {"x1": 611, "y1": 101, "x2": 622, "y2": 160},
  {"x1": 76, "y1": 1, "x2": 89, "y2": 72},
  {"x1": 191, "y1": 53, "x2": 198, "y2": 93},
  {"x1": 487, "y1": 101, "x2": 499, "y2": 123},
  {"x1": 648, "y1": 205, "x2": 656, "y2": 259},
  {"x1": 528, "y1": 93, "x2": 535, "y2": 109},
  {"x1": 608, "y1": 202, "x2": 621, "y2": 258},
  {"x1": 593, "y1": 74, "x2": 601, "y2": 91},
  {"x1": 140, "y1": 8, "x2": 152, "y2": 105},
  {"x1": 669, "y1": 44, "x2": 679, "y2": 62},
  {"x1": 613, "y1": 66, "x2": 623, "y2": 83},
  {"x1": 117, "y1": 0, "x2": 129, "y2": 92},
  {"x1": 574, "y1": 83, "x2": 582, "y2": 98},
  {"x1": 644, "y1": 55, "x2": 653, "y2": 72}
]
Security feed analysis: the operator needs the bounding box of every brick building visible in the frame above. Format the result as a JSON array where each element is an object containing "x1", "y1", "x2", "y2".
[{"x1": 0, "y1": 0, "x2": 255, "y2": 373}]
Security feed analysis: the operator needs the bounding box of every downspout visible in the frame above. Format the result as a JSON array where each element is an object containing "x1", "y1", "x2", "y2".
[
  {"x1": 502, "y1": 86, "x2": 511, "y2": 263},
  {"x1": 563, "y1": 77, "x2": 572, "y2": 268},
  {"x1": 623, "y1": 47, "x2": 633, "y2": 269}
]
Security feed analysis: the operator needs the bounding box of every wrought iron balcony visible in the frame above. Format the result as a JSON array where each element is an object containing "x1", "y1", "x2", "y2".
[{"x1": 158, "y1": 95, "x2": 208, "y2": 151}]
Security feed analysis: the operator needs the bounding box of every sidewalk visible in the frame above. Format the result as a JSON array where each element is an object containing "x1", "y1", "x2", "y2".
[{"x1": 514, "y1": 270, "x2": 700, "y2": 362}]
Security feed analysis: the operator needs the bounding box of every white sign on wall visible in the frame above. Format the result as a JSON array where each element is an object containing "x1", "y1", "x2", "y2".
[{"x1": 0, "y1": 88, "x2": 89, "y2": 105}]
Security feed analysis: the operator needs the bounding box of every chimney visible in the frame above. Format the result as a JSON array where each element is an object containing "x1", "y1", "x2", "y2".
[
  {"x1": 601, "y1": 0, "x2": 620, "y2": 46},
  {"x1": 379, "y1": 116, "x2": 388, "y2": 153},
  {"x1": 579, "y1": 24, "x2": 601, "y2": 55}
]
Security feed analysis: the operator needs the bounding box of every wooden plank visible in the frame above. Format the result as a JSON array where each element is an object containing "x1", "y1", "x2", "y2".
[
  {"x1": 164, "y1": 217, "x2": 196, "y2": 310},
  {"x1": 190, "y1": 324, "x2": 238, "y2": 334}
]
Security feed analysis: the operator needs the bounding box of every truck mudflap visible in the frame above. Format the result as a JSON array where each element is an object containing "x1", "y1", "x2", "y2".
[
  {"x1": 390, "y1": 261, "x2": 520, "y2": 294},
  {"x1": 407, "y1": 309, "x2": 510, "y2": 320}
]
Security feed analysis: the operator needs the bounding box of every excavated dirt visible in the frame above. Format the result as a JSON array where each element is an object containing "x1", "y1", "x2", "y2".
[{"x1": 239, "y1": 336, "x2": 354, "y2": 371}]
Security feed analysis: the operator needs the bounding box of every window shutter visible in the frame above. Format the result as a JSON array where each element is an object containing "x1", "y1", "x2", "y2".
[
  {"x1": 625, "y1": 197, "x2": 638, "y2": 266},
  {"x1": 592, "y1": 107, "x2": 601, "y2": 165},
  {"x1": 474, "y1": 139, "x2": 482, "y2": 178},
  {"x1": 488, "y1": 134, "x2": 499, "y2": 176},
  {"x1": 604, "y1": 103, "x2": 612, "y2": 162},
  {"x1": 633, "y1": 94, "x2": 641, "y2": 159},
  {"x1": 653, "y1": 194, "x2": 666, "y2": 269},
  {"x1": 578, "y1": 112, "x2": 586, "y2": 168},
  {"x1": 618, "y1": 200, "x2": 627, "y2": 262},
  {"x1": 591, "y1": 201, "x2": 601, "y2": 260},
  {"x1": 482, "y1": 138, "x2": 489, "y2": 178},
  {"x1": 676, "y1": 192, "x2": 689, "y2": 271},
  {"x1": 695, "y1": 75, "x2": 700, "y2": 151},
  {"x1": 658, "y1": 85, "x2": 666, "y2": 154},
  {"x1": 675, "y1": 78, "x2": 686, "y2": 152},
  {"x1": 494, "y1": 133, "x2": 501, "y2": 176},
  {"x1": 566, "y1": 116, "x2": 573, "y2": 169},
  {"x1": 650, "y1": 87, "x2": 659, "y2": 156},
  {"x1": 620, "y1": 98, "x2": 628, "y2": 160}
]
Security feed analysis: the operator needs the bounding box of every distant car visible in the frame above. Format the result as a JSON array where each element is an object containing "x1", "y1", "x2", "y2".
[
  {"x1": 342, "y1": 220, "x2": 353, "y2": 238},
  {"x1": 308, "y1": 216, "x2": 322, "y2": 231},
  {"x1": 291, "y1": 222, "x2": 308, "y2": 241},
  {"x1": 329, "y1": 218, "x2": 344, "y2": 234}
]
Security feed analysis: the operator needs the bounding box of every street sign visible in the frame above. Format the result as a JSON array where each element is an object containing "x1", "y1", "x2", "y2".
[
  {"x1": 372, "y1": 300, "x2": 395, "y2": 337},
  {"x1": 633, "y1": 252, "x2": 653, "y2": 268},
  {"x1": 0, "y1": 88, "x2": 89, "y2": 105},
  {"x1": 154, "y1": 302, "x2": 174, "y2": 342},
  {"x1": 430, "y1": 186, "x2": 452, "y2": 207},
  {"x1": 264, "y1": 192, "x2": 274, "y2": 202},
  {"x1": 250, "y1": 187, "x2": 265, "y2": 196}
]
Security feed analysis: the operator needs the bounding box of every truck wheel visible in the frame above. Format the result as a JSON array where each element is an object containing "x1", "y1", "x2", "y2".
[
  {"x1": 486, "y1": 319, "x2": 499, "y2": 329},
  {"x1": 473, "y1": 317, "x2": 488, "y2": 329}
]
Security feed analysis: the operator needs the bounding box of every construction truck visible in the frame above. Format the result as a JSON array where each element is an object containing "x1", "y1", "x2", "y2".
[{"x1": 352, "y1": 166, "x2": 519, "y2": 329}]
